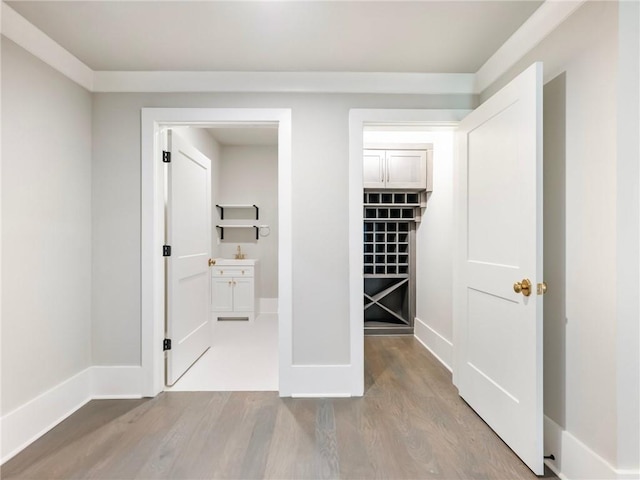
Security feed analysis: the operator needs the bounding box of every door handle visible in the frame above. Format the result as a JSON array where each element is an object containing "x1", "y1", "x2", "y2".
[
  {"x1": 208, "y1": 258, "x2": 216, "y2": 267},
  {"x1": 513, "y1": 278, "x2": 532, "y2": 297}
]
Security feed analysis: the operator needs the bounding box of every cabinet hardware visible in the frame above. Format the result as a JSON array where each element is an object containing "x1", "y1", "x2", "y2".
[
  {"x1": 208, "y1": 258, "x2": 216, "y2": 267},
  {"x1": 537, "y1": 282, "x2": 547, "y2": 295}
]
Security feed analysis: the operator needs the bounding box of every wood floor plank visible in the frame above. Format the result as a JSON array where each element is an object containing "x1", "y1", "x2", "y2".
[{"x1": 2, "y1": 336, "x2": 556, "y2": 480}]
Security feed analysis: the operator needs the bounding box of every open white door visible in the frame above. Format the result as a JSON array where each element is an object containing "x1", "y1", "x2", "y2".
[
  {"x1": 455, "y1": 63, "x2": 544, "y2": 474},
  {"x1": 165, "y1": 130, "x2": 212, "y2": 386}
]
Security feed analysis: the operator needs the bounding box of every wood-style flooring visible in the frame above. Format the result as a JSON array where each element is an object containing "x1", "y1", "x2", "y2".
[{"x1": 2, "y1": 336, "x2": 556, "y2": 479}]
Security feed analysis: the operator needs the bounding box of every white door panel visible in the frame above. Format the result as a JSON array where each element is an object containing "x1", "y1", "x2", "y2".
[
  {"x1": 455, "y1": 62, "x2": 543, "y2": 475},
  {"x1": 386, "y1": 150, "x2": 427, "y2": 189},
  {"x1": 212, "y1": 278, "x2": 233, "y2": 312},
  {"x1": 363, "y1": 150, "x2": 385, "y2": 188},
  {"x1": 166, "y1": 130, "x2": 212, "y2": 386},
  {"x1": 233, "y1": 278, "x2": 254, "y2": 312}
]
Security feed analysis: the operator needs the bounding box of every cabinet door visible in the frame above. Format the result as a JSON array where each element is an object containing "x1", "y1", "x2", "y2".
[
  {"x1": 386, "y1": 150, "x2": 427, "y2": 189},
  {"x1": 363, "y1": 150, "x2": 386, "y2": 188},
  {"x1": 233, "y1": 277, "x2": 254, "y2": 312},
  {"x1": 211, "y1": 277, "x2": 233, "y2": 312}
]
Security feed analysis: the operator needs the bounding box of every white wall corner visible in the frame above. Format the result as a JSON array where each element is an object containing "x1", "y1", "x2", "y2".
[
  {"x1": 544, "y1": 416, "x2": 638, "y2": 480},
  {"x1": 0, "y1": 368, "x2": 92, "y2": 465},
  {"x1": 474, "y1": 0, "x2": 586, "y2": 93},
  {"x1": 91, "y1": 366, "x2": 143, "y2": 399},
  {"x1": 414, "y1": 317, "x2": 453, "y2": 372},
  {"x1": 1, "y1": 2, "x2": 93, "y2": 91}
]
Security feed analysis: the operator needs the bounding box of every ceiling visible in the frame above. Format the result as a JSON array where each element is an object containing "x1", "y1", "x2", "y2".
[{"x1": 6, "y1": 1, "x2": 543, "y2": 73}]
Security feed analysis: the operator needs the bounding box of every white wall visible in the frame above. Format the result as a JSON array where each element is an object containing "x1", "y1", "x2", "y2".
[
  {"x1": 91, "y1": 92, "x2": 475, "y2": 367},
  {"x1": 482, "y1": 1, "x2": 626, "y2": 475},
  {"x1": 363, "y1": 130, "x2": 455, "y2": 368},
  {"x1": 1, "y1": 38, "x2": 92, "y2": 413},
  {"x1": 217, "y1": 145, "x2": 278, "y2": 300}
]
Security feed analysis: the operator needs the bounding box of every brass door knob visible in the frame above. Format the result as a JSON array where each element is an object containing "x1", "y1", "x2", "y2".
[
  {"x1": 208, "y1": 258, "x2": 216, "y2": 267},
  {"x1": 537, "y1": 282, "x2": 547, "y2": 295},
  {"x1": 513, "y1": 278, "x2": 532, "y2": 297}
]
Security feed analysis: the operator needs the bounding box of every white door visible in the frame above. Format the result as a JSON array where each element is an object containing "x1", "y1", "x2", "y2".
[
  {"x1": 455, "y1": 63, "x2": 543, "y2": 474},
  {"x1": 165, "y1": 130, "x2": 212, "y2": 386},
  {"x1": 386, "y1": 150, "x2": 427, "y2": 189},
  {"x1": 363, "y1": 150, "x2": 386, "y2": 188}
]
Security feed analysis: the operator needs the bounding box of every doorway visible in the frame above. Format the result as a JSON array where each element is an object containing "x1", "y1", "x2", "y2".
[
  {"x1": 141, "y1": 108, "x2": 293, "y2": 397},
  {"x1": 164, "y1": 124, "x2": 279, "y2": 391}
]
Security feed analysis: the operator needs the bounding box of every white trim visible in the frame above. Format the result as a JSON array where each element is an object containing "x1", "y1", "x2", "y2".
[
  {"x1": 0, "y1": 366, "x2": 144, "y2": 464},
  {"x1": 0, "y1": 368, "x2": 92, "y2": 464},
  {"x1": 91, "y1": 366, "x2": 143, "y2": 399},
  {"x1": 474, "y1": 0, "x2": 586, "y2": 94},
  {"x1": 413, "y1": 317, "x2": 453, "y2": 372},
  {"x1": 0, "y1": 2, "x2": 93, "y2": 91},
  {"x1": 92, "y1": 71, "x2": 474, "y2": 94},
  {"x1": 258, "y1": 297, "x2": 278, "y2": 315},
  {"x1": 544, "y1": 416, "x2": 639, "y2": 480},
  {"x1": 285, "y1": 365, "x2": 353, "y2": 398},
  {"x1": 348, "y1": 109, "x2": 469, "y2": 398},
  {"x1": 141, "y1": 108, "x2": 292, "y2": 398}
]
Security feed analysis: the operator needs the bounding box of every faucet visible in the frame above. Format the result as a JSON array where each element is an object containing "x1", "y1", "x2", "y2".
[{"x1": 234, "y1": 245, "x2": 245, "y2": 260}]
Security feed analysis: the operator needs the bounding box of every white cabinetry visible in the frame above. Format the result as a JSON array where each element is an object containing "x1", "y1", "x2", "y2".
[
  {"x1": 363, "y1": 144, "x2": 433, "y2": 190},
  {"x1": 211, "y1": 260, "x2": 257, "y2": 321}
]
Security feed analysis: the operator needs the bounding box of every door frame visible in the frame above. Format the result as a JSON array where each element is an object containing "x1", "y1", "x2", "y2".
[
  {"x1": 141, "y1": 108, "x2": 292, "y2": 397},
  {"x1": 348, "y1": 109, "x2": 470, "y2": 394}
]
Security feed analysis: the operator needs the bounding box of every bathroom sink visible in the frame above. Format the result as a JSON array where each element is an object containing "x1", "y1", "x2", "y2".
[{"x1": 213, "y1": 258, "x2": 257, "y2": 266}]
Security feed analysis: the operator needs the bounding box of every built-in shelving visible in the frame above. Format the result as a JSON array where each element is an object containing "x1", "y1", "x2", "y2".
[{"x1": 364, "y1": 191, "x2": 416, "y2": 333}]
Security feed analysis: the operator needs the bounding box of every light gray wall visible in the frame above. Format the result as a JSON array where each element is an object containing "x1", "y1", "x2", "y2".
[
  {"x1": 217, "y1": 145, "x2": 278, "y2": 299},
  {"x1": 482, "y1": 1, "x2": 620, "y2": 467},
  {"x1": 91, "y1": 92, "x2": 474, "y2": 366},
  {"x1": 1, "y1": 38, "x2": 92, "y2": 413}
]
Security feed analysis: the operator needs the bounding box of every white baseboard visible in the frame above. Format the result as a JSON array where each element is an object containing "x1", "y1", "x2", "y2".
[
  {"x1": 414, "y1": 317, "x2": 453, "y2": 372},
  {"x1": 0, "y1": 367, "x2": 92, "y2": 464},
  {"x1": 1, "y1": 366, "x2": 144, "y2": 465},
  {"x1": 544, "y1": 415, "x2": 639, "y2": 480},
  {"x1": 92, "y1": 366, "x2": 143, "y2": 399},
  {"x1": 281, "y1": 364, "x2": 354, "y2": 397},
  {"x1": 258, "y1": 297, "x2": 278, "y2": 314}
]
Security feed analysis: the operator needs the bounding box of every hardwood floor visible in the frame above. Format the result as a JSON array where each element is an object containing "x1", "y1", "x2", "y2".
[{"x1": 2, "y1": 337, "x2": 555, "y2": 479}]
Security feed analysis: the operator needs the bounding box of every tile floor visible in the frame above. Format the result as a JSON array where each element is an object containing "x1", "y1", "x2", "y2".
[{"x1": 165, "y1": 313, "x2": 278, "y2": 391}]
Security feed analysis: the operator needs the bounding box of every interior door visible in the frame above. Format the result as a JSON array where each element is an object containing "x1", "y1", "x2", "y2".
[
  {"x1": 165, "y1": 129, "x2": 212, "y2": 386},
  {"x1": 454, "y1": 62, "x2": 543, "y2": 474}
]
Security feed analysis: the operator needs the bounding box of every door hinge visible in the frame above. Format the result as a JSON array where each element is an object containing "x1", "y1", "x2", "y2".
[
  {"x1": 163, "y1": 339, "x2": 172, "y2": 351},
  {"x1": 162, "y1": 151, "x2": 171, "y2": 163},
  {"x1": 163, "y1": 245, "x2": 172, "y2": 257}
]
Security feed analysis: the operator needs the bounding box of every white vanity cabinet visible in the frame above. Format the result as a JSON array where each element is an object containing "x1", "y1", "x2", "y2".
[
  {"x1": 363, "y1": 144, "x2": 433, "y2": 190},
  {"x1": 211, "y1": 259, "x2": 257, "y2": 321}
]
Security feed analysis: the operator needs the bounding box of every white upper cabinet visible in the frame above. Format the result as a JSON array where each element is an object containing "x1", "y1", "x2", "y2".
[
  {"x1": 363, "y1": 150, "x2": 386, "y2": 187},
  {"x1": 363, "y1": 145, "x2": 432, "y2": 190}
]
